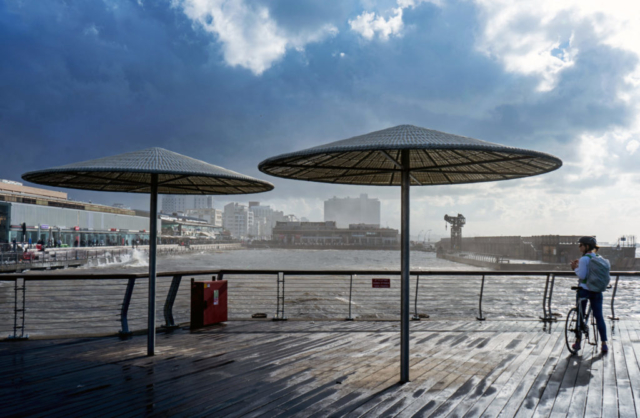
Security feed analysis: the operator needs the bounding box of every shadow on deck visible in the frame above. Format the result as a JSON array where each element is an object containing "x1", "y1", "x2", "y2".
[{"x1": 1, "y1": 319, "x2": 639, "y2": 417}]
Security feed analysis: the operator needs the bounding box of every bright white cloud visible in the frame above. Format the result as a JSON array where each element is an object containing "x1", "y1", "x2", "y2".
[
  {"x1": 349, "y1": 7, "x2": 404, "y2": 40},
  {"x1": 175, "y1": 0, "x2": 337, "y2": 75},
  {"x1": 627, "y1": 139, "x2": 640, "y2": 155},
  {"x1": 349, "y1": 0, "x2": 441, "y2": 41},
  {"x1": 397, "y1": 0, "x2": 441, "y2": 8},
  {"x1": 473, "y1": 0, "x2": 640, "y2": 92}
]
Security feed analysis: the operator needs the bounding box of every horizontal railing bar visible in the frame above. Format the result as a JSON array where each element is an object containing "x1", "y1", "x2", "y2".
[{"x1": 1, "y1": 269, "x2": 638, "y2": 281}]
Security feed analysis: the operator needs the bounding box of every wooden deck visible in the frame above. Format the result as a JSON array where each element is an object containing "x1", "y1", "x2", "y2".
[{"x1": 1, "y1": 319, "x2": 639, "y2": 417}]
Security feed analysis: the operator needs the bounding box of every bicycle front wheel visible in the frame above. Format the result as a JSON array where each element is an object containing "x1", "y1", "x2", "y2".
[{"x1": 565, "y1": 308, "x2": 580, "y2": 355}]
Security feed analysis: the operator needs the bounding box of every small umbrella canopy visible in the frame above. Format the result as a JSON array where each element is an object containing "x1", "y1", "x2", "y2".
[
  {"x1": 22, "y1": 147, "x2": 273, "y2": 194},
  {"x1": 23, "y1": 147, "x2": 273, "y2": 355},
  {"x1": 259, "y1": 125, "x2": 562, "y2": 383}
]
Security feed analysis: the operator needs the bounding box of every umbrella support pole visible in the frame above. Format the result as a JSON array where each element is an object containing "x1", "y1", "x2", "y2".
[
  {"x1": 148, "y1": 174, "x2": 158, "y2": 356},
  {"x1": 400, "y1": 150, "x2": 410, "y2": 383}
]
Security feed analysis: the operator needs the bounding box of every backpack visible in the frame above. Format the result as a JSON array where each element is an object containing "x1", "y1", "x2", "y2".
[{"x1": 583, "y1": 253, "x2": 611, "y2": 292}]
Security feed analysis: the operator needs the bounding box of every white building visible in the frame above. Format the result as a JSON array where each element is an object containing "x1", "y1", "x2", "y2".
[
  {"x1": 186, "y1": 208, "x2": 223, "y2": 227},
  {"x1": 222, "y1": 203, "x2": 254, "y2": 239},
  {"x1": 161, "y1": 195, "x2": 214, "y2": 214},
  {"x1": 324, "y1": 194, "x2": 380, "y2": 228},
  {"x1": 248, "y1": 202, "x2": 277, "y2": 239},
  {"x1": 285, "y1": 214, "x2": 299, "y2": 222}
]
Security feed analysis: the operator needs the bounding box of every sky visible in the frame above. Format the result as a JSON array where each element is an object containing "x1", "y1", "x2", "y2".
[{"x1": 1, "y1": 0, "x2": 639, "y2": 243}]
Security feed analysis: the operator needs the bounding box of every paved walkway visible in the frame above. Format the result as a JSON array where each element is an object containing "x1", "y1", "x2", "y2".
[{"x1": 1, "y1": 319, "x2": 639, "y2": 417}]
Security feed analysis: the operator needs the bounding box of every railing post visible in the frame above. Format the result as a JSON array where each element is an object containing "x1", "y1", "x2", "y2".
[
  {"x1": 412, "y1": 275, "x2": 426, "y2": 320},
  {"x1": 119, "y1": 278, "x2": 136, "y2": 339},
  {"x1": 274, "y1": 272, "x2": 280, "y2": 319},
  {"x1": 608, "y1": 275, "x2": 620, "y2": 320},
  {"x1": 162, "y1": 274, "x2": 183, "y2": 331},
  {"x1": 477, "y1": 274, "x2": 486, "y2": 321},
  {"x1": 8, "y1": 278, "x2": 29, "y2": 340},
  {"x1": 547, "y1": 274, "x2": 557, "y2": 320},
  {"x1": 282, "y1": 273, "x2": 286, "y2": 320},
  {"x1": 345, "y1": 274, "x2": 354, "y2": 321},
  {"x1": 539, "y1": 274, "x2": 550, "y2": 322},
  {"x1": 273, "y1": 272, "x2": 287, "y2": 321}
]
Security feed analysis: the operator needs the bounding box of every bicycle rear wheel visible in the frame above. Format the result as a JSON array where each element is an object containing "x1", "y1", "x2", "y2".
[
  {"x1": 591, "y1": 314, "x2": 599, "y2": 347},
  {"x1": 565, "y1": 308, "x2": 580, "y2": 355}
]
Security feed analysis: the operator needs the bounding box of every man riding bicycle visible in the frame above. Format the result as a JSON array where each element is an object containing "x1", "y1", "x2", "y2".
[{"x1": 570, "y1": 236, "x2": 608, "y2": 353}]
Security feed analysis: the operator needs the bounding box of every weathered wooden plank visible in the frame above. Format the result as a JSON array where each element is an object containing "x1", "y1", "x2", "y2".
[
  {"x1": 601, "y1": 328, "x2": 618, "y2": 418},
  {"x1": 1, "y1": 320, "x2": 639, "y2": 418},
  {"x1": 615, "y1": 320, "x2": 639, "y2": 418},
  {"x1": 622, "y1": 323, "x2": 640, "y2": 417},
  {"x1": 489, "y1": 331, "x2": 562, "y2": 418},
  {"x1": 98, "y1": 332, "x2": 348, "y2": 417},
  {"x1": 391, "y1": 333, "x2": 532, "y2": 417},
  {"x1": 477, "y1": 333, "x2": 553, "y2": 417},
  {"x1": 546, "y1": 342, "x2": 590, "y2": 416},
  {"x1": 183, "y1": 329, "x2": 400, "y2": 417},
  {"x1": 582, "y1": 341, "x2": 604, "y2": 417},
  {"x1": 457, "y1": 333, "x2": 546, "y2": 417},
  {"x1": 26, "y1": 330, "x2": 341, "y2": 417},
  {"x1": 565, "y1": 344, "x2": 596, "y2": 418},
  {"x1": 440, "y1": 336, "x2": 546, "y2": 418},
  {"x1": 2, "y1": 330, "x2": 319, "y2": 415},
  {"x1": 290, "y1": 333, "x2": 444, "y2": 417},
  {"x1": 355, "y1": 333, "x2": 511, "y2": 417},
  {"x1": 308, "y1": 333, "x2": 501, "y2": 417},
  {"x1": 529, "y1": 342, "x2": 573, "y2": 418},
  {"x1": 188, "y1": 334, "x2": 398, "y2": 417}
]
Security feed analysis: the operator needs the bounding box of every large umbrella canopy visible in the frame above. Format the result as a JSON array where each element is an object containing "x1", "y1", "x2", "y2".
[
  {"x1": 259, "y1": 124, "x2": 562, "y2": 383},
  {"x1": 23, "y1": 147, "x2": 273, "y2": 355},
  {"x1": 259, "y1": 124, "x2": 562, "y2": 185}
]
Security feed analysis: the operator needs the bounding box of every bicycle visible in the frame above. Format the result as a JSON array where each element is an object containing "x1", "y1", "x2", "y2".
[{"x1": 565, "y1": 286, "x2": 599, "y2": 355}]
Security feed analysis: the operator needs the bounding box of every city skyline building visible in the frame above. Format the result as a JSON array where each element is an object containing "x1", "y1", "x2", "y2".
[
  {"x1": 161, "y1": 195, "x2": 214, "y2": 214},
  {"x1": 186, "y1": 208, "x2": 223, "y2": 227},
  {"x1": 222, "y1": 202, "x2": 254, "y2": 239},
  {"x1": 247, "y1": 201, "x2": 287, "y2": 239},
  {"x1": 324, "y1": 194, "x2": 380, "y2": 228}
]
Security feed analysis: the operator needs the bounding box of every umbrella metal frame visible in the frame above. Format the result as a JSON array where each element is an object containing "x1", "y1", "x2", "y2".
[
  {"x1": 259, "y1": 125, "x2": 563, "y2": 383},
  {"x1": 22, "y1": 147, "x2": 274, "y2": 356}
]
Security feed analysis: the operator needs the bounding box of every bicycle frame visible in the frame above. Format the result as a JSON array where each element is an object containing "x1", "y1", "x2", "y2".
[{"x1": 566, "y1": 287, "x2": 599, "y2": 354}]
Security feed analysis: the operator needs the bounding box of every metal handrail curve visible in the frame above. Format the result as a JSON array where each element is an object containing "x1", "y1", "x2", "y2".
[{"x1": 1, "y1": 269, "x2": 637, "y2": 340}]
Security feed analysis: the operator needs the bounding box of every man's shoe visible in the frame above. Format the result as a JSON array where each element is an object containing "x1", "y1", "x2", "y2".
[
  {"x1": 572, "y1": 341, "x2": 581, "y2": 351},
  {"x1": 602, "y1": 343, "x2": 608, "y2": 353}
]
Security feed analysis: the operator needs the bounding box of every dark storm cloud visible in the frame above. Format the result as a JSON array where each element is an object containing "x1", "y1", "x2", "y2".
[{"x1": 0, "y1": 0, "x2": 637, "y2": 210}]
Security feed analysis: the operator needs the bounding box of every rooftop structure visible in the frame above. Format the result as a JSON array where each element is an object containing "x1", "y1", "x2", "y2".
[
  {"x1": 273, "y1": 221, "x2": 398, "y2": 247},
  {"x1": 324, "y1": 194, "x2": 380, "y2": 228},
  {"x1": 0, "y1": 180, "x2": 150, "y2": 245}
]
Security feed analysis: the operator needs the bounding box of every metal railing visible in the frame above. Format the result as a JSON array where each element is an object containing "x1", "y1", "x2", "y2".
[{"x1": 1, "y1": 269, "x2": 638, "y2": 340}]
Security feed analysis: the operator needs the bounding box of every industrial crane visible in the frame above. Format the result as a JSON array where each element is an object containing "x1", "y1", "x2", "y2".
[{"x1": 444, "y1": 214, "x2": 465, "y2": 251}]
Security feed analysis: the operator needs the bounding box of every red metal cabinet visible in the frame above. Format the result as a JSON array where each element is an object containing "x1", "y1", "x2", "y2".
[{"x1": 191, "y1": 280, "x2": 228, "y2": 329}]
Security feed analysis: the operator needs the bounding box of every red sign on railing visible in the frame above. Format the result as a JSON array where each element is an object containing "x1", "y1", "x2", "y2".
[{"x1": 372, "y1": 278, "x2": 390, "y2": 288}]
